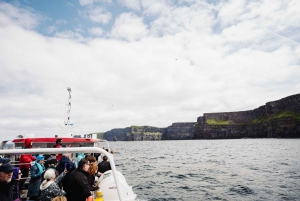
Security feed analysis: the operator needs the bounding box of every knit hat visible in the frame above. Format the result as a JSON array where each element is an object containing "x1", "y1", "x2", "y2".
[
  {"x1": 36, "y1": 155, "x2": 45, "y2": 162},
  {"x1": 0, "y1": 158, "x2": 11, "y2": 164},
  {"x1": 0, "y1": 163, "x2": 14, "y2": 173}
]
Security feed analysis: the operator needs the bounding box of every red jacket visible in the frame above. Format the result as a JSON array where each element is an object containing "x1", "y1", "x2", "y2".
[
  {"x1": 19, "y1": 138, "x2": 36, "y2": 169},
  {"x1": 19, "y1": 154, "x2": 36, "y2": 169}
]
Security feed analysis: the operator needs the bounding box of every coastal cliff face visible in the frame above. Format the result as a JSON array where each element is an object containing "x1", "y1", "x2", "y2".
[
  {"x1": 104, "y1": 126, "x2": 167, "y2": 141},
  {"x1": 103, "y1": 93, "x2": 300, "y2": 140},
  {"x1": 166, "y1": 123, "x2": 195, "y2": 140},
  {"x1": 193, "y1": 94, "x2": 300, "y2": 139}
]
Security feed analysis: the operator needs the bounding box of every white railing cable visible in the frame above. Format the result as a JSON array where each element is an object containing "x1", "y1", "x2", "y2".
[{"x1": 0, "y1": 147, "x2": 124, "y2": 201}]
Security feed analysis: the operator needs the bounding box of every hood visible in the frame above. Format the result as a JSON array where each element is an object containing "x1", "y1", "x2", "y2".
[
  {"x1": 24, "y1": 138, "x2": 33, "y2": 148},
  {"x1": 40, "y1": 180, "x2": 54, "y2": 191}
]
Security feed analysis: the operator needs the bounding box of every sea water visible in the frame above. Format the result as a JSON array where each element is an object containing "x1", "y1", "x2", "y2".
[{"x1": 110, "y1": 139, "x2": 300, "y2": 201}]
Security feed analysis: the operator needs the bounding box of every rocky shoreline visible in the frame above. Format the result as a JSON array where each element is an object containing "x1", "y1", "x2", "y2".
[{"x1": 103, "y1": 93, "x2": 300, "y2": 141}]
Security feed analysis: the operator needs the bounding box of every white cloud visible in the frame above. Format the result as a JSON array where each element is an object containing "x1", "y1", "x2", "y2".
[
  {"x1": 141, "y1": 0, "x2": 173, "y2": 17},
  {"x1": 0, "y1": 2, "x2": 41, "y2": 29},
  {"x1": 89, "y1": 27, "x2": 104, "y2": 36},
  {"x1": 79, "y1": 0, "x2": 113, "y2": 6},
  {"x1": 54, "y1": 30, "x2": 87, "y2": 42},
  {"x1": 0, "y1": 0, "x2": 299, "y2": 140},
  {"x1": 119, "y1": 0, "x2": 141, "y2": 11},
  {"x1": 88, "y1": 7, "x2": 112, "y2": 24},
  {"x1": 79, "y1": 0, "x2": 95, "y2": 6},
  {"x1": 111, "y1": 13, "x2": 148, "y2": 41}
]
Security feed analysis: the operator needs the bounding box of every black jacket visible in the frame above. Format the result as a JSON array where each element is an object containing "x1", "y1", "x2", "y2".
[
  {"x1": 56, "y1": 156, "x2": 76, "y2": 191},
  {"x1": 98, "y1": 160, "x2": 111, "y2": 173},
  {"x1": 0, "y1": 181, "x2": 14, "y2": 201},
  {"x1": 66, "y1": 168, "x2": 91, "y2": 201},
  {"x1": 87, "y1": 174, "x2": 99, "y2": 191}
]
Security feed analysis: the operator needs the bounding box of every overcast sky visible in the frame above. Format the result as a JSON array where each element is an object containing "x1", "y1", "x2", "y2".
[{"x1": 0, "y1": 0, "x2": 299, "y2": 142}]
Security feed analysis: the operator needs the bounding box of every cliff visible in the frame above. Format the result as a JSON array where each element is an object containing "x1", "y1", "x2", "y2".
[
  {"x1": 102, "y1": 93, "x2": 300, "y2": 140},
  {"x1": 193, "y1": 93, "x2": 300, "y2": 139}
]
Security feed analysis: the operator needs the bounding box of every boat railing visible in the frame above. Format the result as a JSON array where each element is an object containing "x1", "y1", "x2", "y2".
[{"x1": 0, "y1": 147, "x2": 125, "y2": 201}]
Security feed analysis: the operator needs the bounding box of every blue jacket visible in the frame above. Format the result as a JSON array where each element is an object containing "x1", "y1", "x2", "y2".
[{"x1": 27, "y1": 163, "x2": 45, "y2": 197}]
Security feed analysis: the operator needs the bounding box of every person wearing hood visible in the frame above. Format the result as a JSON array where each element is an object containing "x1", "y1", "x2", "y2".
[
  {"x1": 19, "y1": 138, "x2": 37, "y2": 190},
  {"x1": 39, "y1": 168, "x2": 66, "y2": 201},
  {"x1": 76, "y1": 152, "x2": 85, "y2": 168},
  {"x1": 27, "y1": 155, "x2": 45, "y2": 200},
  {"x1": 0, "y1": 161, "x2": 14, "y2": 201}
]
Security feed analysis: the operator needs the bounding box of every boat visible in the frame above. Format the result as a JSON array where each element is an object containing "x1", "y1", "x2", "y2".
[
  {"x1": 0, "y1": 88, "x2": 137, "y2": 200},
  {"x1": 0, "y1": 146, "x2": 137, "y2": 201}
]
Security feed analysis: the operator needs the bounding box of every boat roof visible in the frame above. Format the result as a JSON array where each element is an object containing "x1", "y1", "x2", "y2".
[{"x1": 12, "y1": 137, "x2": 99, "y2": 143}]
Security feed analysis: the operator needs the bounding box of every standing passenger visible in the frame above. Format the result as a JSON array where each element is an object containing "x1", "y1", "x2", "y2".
[
  {"x1": 54, "y1": 138, "x2": 63, "y2": 161},
  {"x1": 66, "y1": 158, "x2": 92, "y2": 201},
  {"x1": 19, "y1": 138, "x2": 37, "y2": 190},
  {"x1": 86, "y1": 156, "x2": 99, "y2": 191},
  {"x1": 56, "y1": 153, "x2": 76, "y2": 192},
  {"x1": 97, "y1": 156, "x2": 111, "y2": 175},
  {"x1": 27, "y1": 155, "x2": 45, "y2": 200}
]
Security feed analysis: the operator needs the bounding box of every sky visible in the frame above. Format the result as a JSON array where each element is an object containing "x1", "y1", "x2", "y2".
[{"x1": 0, "y1": 0, "x2": 299, "y2": 142}]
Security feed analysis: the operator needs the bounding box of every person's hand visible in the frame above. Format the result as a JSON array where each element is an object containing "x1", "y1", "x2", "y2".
[
  {"x1": 86, "y1": 196, "x2": 93, "y2": 201},
  {"x1": 64, "y1": 168, "x2": 68, "y2": 174}
]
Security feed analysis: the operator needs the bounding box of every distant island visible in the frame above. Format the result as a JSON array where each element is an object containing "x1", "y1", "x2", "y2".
[{"x1": 99, "y1": 93, "x2": 300, "y2": 141}]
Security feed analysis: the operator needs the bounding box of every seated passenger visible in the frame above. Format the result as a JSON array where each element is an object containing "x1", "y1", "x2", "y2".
[{"x1": 97, "y1": 156, "x2": 111, "y2": 175}]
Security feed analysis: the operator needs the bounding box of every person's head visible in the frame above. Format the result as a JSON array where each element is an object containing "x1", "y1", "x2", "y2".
[
  {"x1": 110, "y1": 150, "x2": 114, "y2": 154},
  {"x1": 87, "y1": 163, "x2": 98, "y2": 175},
  {"x1": 49, "y1": 159, "x2": 58, "y2": 167},
  {"x1": 37, "y1": 155, "x2": 45, "y2": 164},
  {"x1": 44, "y1": 168, "x2": 56, "y2": 181},
  {"x1": 78, "y1": 158, "x2": 90, "y2": 172},
  {"x1": 24, "y1": 138, "x2": 33, "y2": 149},
  {"x1": 0, "y1": 158, "x2": 11, "y2": 165},
  {"x1": 86, "y1": 155, "x2": 96, "y2": 163},
  {"x1": 0, "y1": 163, "x2": 14, "y2": 183},
  {"x1": 103, "y1": 156, "x2": 108, "y2": 161},
  {"x1": 56, "y1": 138, "x2": 62, "y2": 145}
]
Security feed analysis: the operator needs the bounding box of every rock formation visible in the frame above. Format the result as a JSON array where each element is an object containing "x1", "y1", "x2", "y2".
[{"x1": 102, "y1": 93, "x2": 300, "y2": 140}]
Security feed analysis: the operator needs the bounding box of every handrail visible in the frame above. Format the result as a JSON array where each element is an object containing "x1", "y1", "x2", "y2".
[{"x1": 0, "y1": 147, "x2": 124, "y2": 201}]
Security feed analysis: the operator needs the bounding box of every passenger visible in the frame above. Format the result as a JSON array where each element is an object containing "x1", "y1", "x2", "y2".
[
  {"x1": 97, "y1": 148, "x2": 108, "y2": 163},
  {"x1": 27, "y1": 155, "x2": 45, "y2": 200},
  {"x1": 12, "y1": 166, "x2": 22, "y2": 201},
  {"x1": 42, "y1": 159, "x2": 59, "y2": 181},
  {"x1": 56, "y1": 153, "x2": 76, "y2": 192},
  {"x1": 39, "y1": 168, "x2": 66, "y2": 201},
  {"x1": 19, "y1": 138, "x2": 37, "y2": 190},
  {"x1": 0, "y1": 162, "x2": 14, "y2": 201},
  {"x1": 54, "y1": 138, "x2": 63, "y2": 161},
  {"x1": 0, "y1": 158, "x2": 11, "y2": 165},
  {"x1": 76, "y1": 152, "x2": 85, "y2": 168},
  {"x1": 44, "y1": 154, "x2": 56, "y2": 169},
  {"x1": 66, "y1": 158, "x2": 93, "y2": 201},
  {"x1": 110, "y1": 150, "x2": 115, "y2": 161},
  {"x1": 86, "y1": 156, "x2": 99, "y2": 191},
  {"x1": 97, "y1": 156, "x2": 111, "y2": 175}
]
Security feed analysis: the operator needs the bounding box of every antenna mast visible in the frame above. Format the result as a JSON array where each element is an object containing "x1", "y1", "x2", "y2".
[{"x1": 65, "y1": 87, "x2": 72, "y2": 127}]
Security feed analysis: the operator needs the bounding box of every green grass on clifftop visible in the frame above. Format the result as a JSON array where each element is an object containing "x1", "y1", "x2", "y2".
[
  {"x1": 206, "y1": 119, "x2": 230, "y2": 125},
  {"x1": 252, "y1": 111, "x2": 300, "y2": 123}
]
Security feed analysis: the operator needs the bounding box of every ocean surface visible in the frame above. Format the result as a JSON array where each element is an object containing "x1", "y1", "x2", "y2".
[{"x1": 109, "y1": 139, "x2": 300, "y2": 201}]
